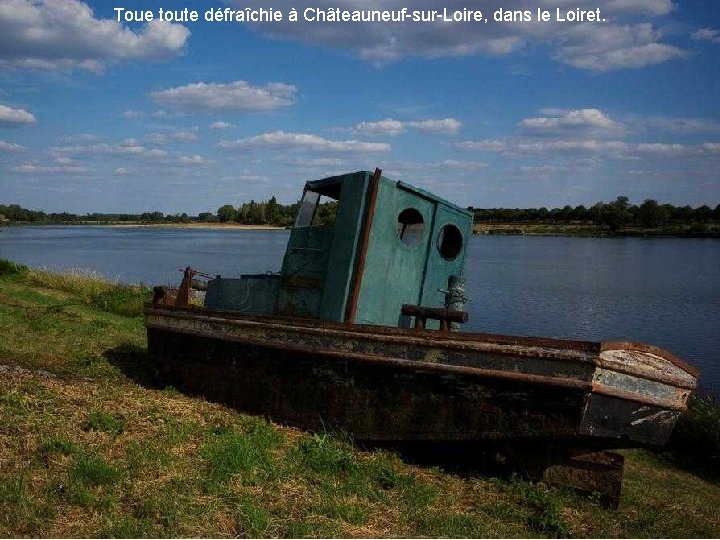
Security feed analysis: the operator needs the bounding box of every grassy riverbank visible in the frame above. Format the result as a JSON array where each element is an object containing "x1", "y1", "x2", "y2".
[{"x1": 0, "y1": 261, "x2": 719, "y2": 537}]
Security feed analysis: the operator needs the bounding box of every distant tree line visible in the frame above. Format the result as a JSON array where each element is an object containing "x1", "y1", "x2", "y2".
[
  {"x1": 2, "y1": 197, "x2": 718, "y2": 231},
  {"x1": 215, "y1": 196, "x2": 298, "y2": 226},
  {"x1": 0, "y1": 196, "x2": 337, "y2": 227},
  {"x1": 470, "y1": 197, "x2": 720, "y2": 231},
  {"x1": 215, "y1": 196, "x2": 338, "y2": 226},
  {"x1": 0, "y1": 204, "x2": 198, "y2": 224}
]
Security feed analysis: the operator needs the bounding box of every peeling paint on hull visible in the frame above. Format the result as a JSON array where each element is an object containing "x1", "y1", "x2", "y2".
[{"x1": 144, "y1": 304, "x2": 698, "y2": 449}]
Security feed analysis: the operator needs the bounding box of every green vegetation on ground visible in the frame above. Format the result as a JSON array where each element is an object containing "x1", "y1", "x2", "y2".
[{"x1": 0, "y1": 260, "x2": 718, "y2": 537}]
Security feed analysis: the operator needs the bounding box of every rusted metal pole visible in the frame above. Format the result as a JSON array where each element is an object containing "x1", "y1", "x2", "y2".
[
  {"x1": 401, "y1": 304, "x2": 468, "y2": 323},
  {"x1": 175, "y1": 266, "x2": 195, "y2": 307},
  {"x1": 402, "y1": 303, "x2": 467, "y2": 332},
  {"x1": 345, "y1": 167, "x2": 382, "y2": 323}
]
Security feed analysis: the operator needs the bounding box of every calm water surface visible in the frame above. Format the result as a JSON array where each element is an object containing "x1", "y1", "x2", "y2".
[{"x1": 1, "y1": 226, "x2": 718, "y2": 388}]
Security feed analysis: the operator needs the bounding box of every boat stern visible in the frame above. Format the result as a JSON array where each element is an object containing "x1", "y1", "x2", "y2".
[{"x1": 579, "y1": 343, "x2": 699, "y2": 447}]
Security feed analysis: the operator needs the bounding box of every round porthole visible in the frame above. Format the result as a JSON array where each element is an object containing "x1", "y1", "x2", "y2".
[
  {"x1": 437, "y1": 224, "x2": 463, "y2": 260},
  {"x1": 397, "y1": 208, "x2": 424, "y2": 246}
]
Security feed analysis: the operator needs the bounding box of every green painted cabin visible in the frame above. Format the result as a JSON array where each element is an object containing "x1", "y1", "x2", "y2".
[{"x1": 205, "y1": 170, "x2": 473, "y2": 327}]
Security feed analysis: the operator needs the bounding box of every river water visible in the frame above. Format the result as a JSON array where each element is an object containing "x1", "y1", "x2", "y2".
[{"x1": 1, "y1": 225, "x2": 718, "y2": 389}]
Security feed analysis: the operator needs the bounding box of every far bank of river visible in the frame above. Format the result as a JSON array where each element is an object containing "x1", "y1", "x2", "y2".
[
  {"x1": 472, "y1": 222, "x2": 720, "y2": 238},
  {"x1": 4, "y1": 220, "x2": 720, "y2": 237}
]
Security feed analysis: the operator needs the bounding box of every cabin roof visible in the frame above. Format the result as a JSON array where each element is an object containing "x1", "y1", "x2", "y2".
[{"x1": 305, "y1": 170, "x2": 473, "y2": 217}]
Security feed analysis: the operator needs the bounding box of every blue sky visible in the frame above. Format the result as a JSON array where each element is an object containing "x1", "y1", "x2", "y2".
[{"x1": 0, "y1": 0, "x2": 719, "y2": 214}]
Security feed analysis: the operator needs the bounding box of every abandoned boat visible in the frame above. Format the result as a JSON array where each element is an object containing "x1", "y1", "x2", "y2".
[{"x1": 144, "y1": 168, "x2": 698, "y2": 453}]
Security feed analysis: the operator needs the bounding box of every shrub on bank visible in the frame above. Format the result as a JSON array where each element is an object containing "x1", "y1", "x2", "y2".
[
  {"x1": 0, "y1": 259, "x2": 148, "y2": 317},
  {"x1": 668, "y1": 393, "x2": 720, "y2": 475},
  {"x1": 0, "y1": 259, "x2": 28, "y2": 276}
]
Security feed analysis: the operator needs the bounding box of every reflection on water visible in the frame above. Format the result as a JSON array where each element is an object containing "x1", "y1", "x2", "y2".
[{"x1": 1, "y1": 226, "x2": 718, "y2": 388}]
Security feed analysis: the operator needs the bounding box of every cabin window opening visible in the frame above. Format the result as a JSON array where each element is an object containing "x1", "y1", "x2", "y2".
[
  {"x1": 294, "y1": 184, "x2": 341, "y2": 228},
  {"x1": 437, "y1": 224, "x2": 463, "y2": 260},
  {"x1": 294, "y1": 190, "x2": 320, "y2": 227},
  {"x1": 312, "y1": 196, "x2": 338, "y2": 226},
  {"x1": 397, "y1": 208, "x2": 424, "y2": 246}
]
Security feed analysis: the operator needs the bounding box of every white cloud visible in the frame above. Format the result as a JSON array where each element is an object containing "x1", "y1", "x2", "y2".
[
  {"x1": 55, "y1": 143, "x2": 133, "y2": 155},
  {"x1": 457, "y1": 139, "x2": 507, "y2": 152},
  {"x1": 145, "y1": 133, "x2": 167, "y2": 145},
  {"x1": 635, "y1": 117, "x2": 720, "y2": 134},
  {"x1": 13, "y1": 163, "x2": 87, "y2": 174},
  {"x1": 355, "y1": 118, "x2": 405, "y2": 136},
  {"x1": 461, "y1": 138, "x2": 622, "y2": 154},
  {"x1": 458, "y1": 137, "x2": 720, "y2": 158},
  {"x1": 218, "y1": 131, "x2": 390, "y2": 153},
  {"x1": 0, "y1": 104, "x2": 36, "y2": 127},
  {"x1": 122, "y1": 110, "x2": 143, "y2": 119},
  {"x1": 634, "y1": 142, "x2": 689, "y2": 154},
  {"x1": 455, "y1": 105, "x2": 720, "y2": 172},
  {"x1": 519, "y1": 109, "x2": 623, "y2": 135},
  {"x1": 353, "y1": 117, "x2": 461, "y2": 136},
  {"x1": 385, "y1": 159, "x2": 488, "y2": 174},
  {"x1": 692, "y1": 28, "x2": 720, "y2": 44},
  {"x1": 304, "y1": 157, "x2": 347, "y2": 167},
  {"x1": 0, "y1": 140, "x2": 26, "y2": 152},
  {"x1": 53, "y1": 141, "x2": 166, "y2": 158},
  {"x1": 406, "y1": 118, "x2": 462, "y2": 134},
  {"x1": 114, "y1": 167, "x2": 130, "y2": 175},
  {"x1": 441, "y1": 159, "x2": 488, "y2": 170},
  {"x1": 151, "y1": 80, "x2": 297, "y2": 112},
  {"x1": 0, "y1": 0, "x2": 190, "y2": 72},
  {"x1": 53, "y1": 142, "x2": 163, "y2": 162},
  {"x1": 457, "y1": 105, "x2": 720, "y2": 168},
  {"x1": 50, "y1": 139, "x2": 212, "y2": 169},
  {"x1": 554, "y1": 24, "x2": 686, "y2": 72},
  {"x1": 227, "y1": 174, "x2": 269, "y2": 182},
  {"x1": 170, "y1": 129, "x2": 198, "y2": 142},
  {"x1": 229, "y1": 0, "x2": 683, "y2": 71},
  {"x1": 210, "y1": 121, "x2": 235, "y2": 130},
  {"x1": 178, "y1": 154, "x2": 207, "y2": 164},
  {"x1": 57, "y1": 133, "x2": 97, "y2": 143},
  {"x1": 281, "y1": 157, "x2": 347, "y2": 168},
  {"x1": 602, "y1": 0, "x2": 674, "y2": 16}
]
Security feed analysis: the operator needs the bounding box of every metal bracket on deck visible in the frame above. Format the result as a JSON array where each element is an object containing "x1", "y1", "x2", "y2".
[{"x1": 401, "y1": 304, "x2": 468, "y2": 332}]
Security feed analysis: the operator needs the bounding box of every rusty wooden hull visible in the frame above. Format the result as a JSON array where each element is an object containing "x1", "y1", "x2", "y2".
[{"x1": 144, "y1": 303, "x2": 698, "y2": 448}]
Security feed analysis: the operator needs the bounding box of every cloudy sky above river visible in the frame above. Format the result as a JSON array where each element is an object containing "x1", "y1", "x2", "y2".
[{"x1": 0, "y1": 0, "x2": 719, "y2": 214}]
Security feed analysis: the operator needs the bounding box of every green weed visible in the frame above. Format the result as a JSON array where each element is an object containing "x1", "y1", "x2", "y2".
[
  {"x1": 69, "y1": 452, "x2": 121, "y2": 488},
  {"x1": 83, "y1": 409, "x2": 126, "y2": 437},
  {"x1": 512, "y1": 479, "x2": 569, "y2": 538},
  {"x1": 314, "y1": 499, "x2": 370, "y2": 526},
  {"x1": 669, "y1": 393, "x2": 720, "y2": 475},
  {"x1": 291, "y1": 433, "x2": 357, "y2": 477},
  {"x1": 0, "y1": 259, "x2": 28, "y2": 277},
  {"x1": 416, "y1": 510, "x2": 486, "y2": 537},
  {"x1": 201, "y1": 421, "x2": 283, "y2": 487},
  {"x1": 235, "y1": 496, "x2": 274, "y2": 537}
]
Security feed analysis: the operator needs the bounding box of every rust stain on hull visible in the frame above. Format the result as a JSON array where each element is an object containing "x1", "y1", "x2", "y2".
[{"x1": 144, "y1": 304, "x2": 697, "y2": 448}]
